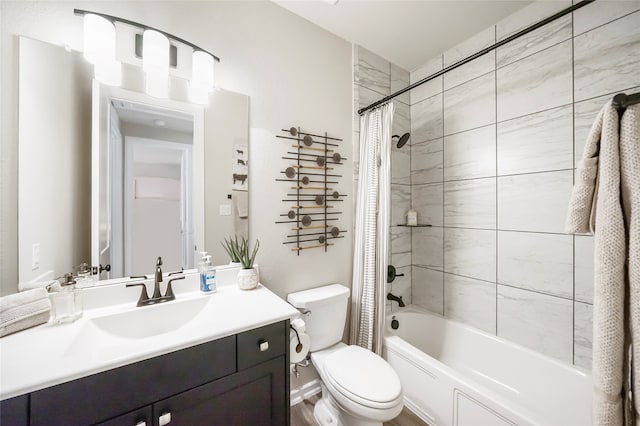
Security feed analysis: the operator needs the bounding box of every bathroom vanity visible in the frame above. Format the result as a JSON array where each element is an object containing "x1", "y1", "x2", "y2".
[{"x1": 0, "y1": 274, "x2": 298, "y2": 425}]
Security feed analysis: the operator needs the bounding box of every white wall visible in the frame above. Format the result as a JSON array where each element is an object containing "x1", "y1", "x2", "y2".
[
  {"x1": 1, "y1": 1, "x2": 353, "y2": 297},
  {"x1": 17, "y1": 37, "x2": 92, "y2": 284}
]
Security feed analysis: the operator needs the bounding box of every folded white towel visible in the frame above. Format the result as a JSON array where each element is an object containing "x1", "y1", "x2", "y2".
[
  {"x1": 18, "y1": 279, "x2": 61, "y2": 293},
  {"x1": 235, "y1": 191, "x2": 249, "y2": 218},
  {"x1": 0, "y1": 288, "x2": 51, "y2": 337}
]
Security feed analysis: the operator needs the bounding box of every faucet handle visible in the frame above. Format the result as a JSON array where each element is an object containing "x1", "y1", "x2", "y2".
[
  {"x1": 164, "y1": 276, "x2": 185, "y2": 300},
  {"x1": 126, "y1": 282, "x2": 150, "y2": 307}
]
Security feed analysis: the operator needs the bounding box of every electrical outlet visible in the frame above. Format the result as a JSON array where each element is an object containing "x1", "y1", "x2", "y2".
[
  {"x1": 219, "y1": 204, "x2": 232, "y2": 216},
  {"x1": 32, "y1": 243, "x2": 40, "y2": 270}
]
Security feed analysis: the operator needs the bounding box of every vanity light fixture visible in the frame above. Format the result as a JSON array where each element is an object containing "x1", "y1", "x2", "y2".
[
  {"x1": 75, "y1": 9, "x2": 221, "y2": 103},
  {"x1": 189, "y1": 50, "x2": 215, "y2": 104},
  {"x1": 142, "y1": 29, "x2": 170, "y2": 98},
  {"x1": 82, "y1": 13, "x2": 122, "y2": 86}
]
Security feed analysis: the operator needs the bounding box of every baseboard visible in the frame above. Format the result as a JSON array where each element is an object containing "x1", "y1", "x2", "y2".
[
  {"x1": 290, "y1": 378, "x2": 322, "y2": 406},
  {"x1": 403, "y1": 397, "x2": 436, "y2": 425}
]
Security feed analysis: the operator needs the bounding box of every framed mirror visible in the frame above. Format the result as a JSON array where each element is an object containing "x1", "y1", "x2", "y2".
[{"x1": 18, "y1": 36, "x2": 249, "y2": 285}]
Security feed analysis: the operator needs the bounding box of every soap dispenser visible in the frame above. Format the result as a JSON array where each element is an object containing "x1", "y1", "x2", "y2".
[
  {"x1": 49, "y1": 273, "x2": 82, "y2": 324},
  {"x1": 199, "y1": 253, "x2": 216, "y2": 294}
]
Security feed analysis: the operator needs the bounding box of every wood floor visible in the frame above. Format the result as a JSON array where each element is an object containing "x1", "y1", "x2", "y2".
[{"x1": 290, "y1": 394, "x2": 429, "y2": 426}]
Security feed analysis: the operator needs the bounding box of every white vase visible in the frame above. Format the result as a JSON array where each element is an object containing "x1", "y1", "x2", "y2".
[
  {"x1": 229, "y1": 262, "x2": 242, "y2": 267},
  {"x1": 237, "y1": 268, "x2": 259, "y2": 290}
]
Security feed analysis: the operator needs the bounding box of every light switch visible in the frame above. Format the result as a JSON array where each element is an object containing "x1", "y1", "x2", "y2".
[
  {"x1": 32, "y1": 243, "x2": 40, "y2": 270},
  {"x1": 219, "y1": 204, "x2": 232, "y2": 216}
]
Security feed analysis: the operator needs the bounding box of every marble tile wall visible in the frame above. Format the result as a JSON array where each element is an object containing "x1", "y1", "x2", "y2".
[
  {"x1": 408, "y1": 1, "x2": 640, "y2": 370},
  {"x1": 353, "y1": 46, "x2": 412, "y2": 312}
]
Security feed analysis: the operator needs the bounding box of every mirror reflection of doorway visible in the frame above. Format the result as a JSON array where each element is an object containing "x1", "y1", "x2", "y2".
[{"x1": 109, "y1": 99, "x2": 194, "y2": 277}]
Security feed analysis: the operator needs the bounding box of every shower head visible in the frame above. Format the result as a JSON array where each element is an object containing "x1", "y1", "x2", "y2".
[{"x1": 392, "y1": 133, "x2": 410, "y2": 149}]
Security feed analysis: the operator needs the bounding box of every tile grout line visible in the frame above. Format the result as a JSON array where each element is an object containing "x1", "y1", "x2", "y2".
[
  {"x1": 443, "y1": 167, "x2": 574, "y2": 184},
  {"x1": 411, "y1": 7, "x2": 639, "y2": 107},
  {"x1": 419, "y1": 224, "x2": 579, "y2": 238},
  {"x1": 573, "y1": 7, "x2": 640, "y2": 38},
  {"x1": 571, "y1": 8, "x2": 577, "y2": 367},
  {"x1": 412, "y1": 265, "x2": 588, "y2": 304},
  {"x1": 494, "y1": 23, "x2": 499, "y2": 337},
  {"x1": 441, "y1": 52, "x2": 446, "y2": 317}
]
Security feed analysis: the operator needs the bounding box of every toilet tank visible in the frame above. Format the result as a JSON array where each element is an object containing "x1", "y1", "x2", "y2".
[{"x1": 287, "y1": 284, "x2": 350, "y2": 351}]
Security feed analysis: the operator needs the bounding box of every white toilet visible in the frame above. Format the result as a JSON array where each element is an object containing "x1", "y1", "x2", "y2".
[{"x1": 288, "y1": 284, "x2": 403, "y2": 426}]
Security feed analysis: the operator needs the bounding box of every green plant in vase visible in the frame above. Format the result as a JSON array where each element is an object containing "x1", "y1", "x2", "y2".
[
  {"x1": 235, "y1": 237, "x2": 260, "y2": 290},
  {"x1": 221, "y1": 236, "x2": 242, "y2": 264}
]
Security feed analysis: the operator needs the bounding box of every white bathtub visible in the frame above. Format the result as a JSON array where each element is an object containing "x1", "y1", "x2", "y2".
[{"x1": 383, "y1": 308, "x2": 591, "y2": 426}]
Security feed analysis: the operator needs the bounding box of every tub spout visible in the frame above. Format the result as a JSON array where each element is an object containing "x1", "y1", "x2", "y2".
[{"x1": 387, "y1": 292, "x2": 405, "y2": 307}]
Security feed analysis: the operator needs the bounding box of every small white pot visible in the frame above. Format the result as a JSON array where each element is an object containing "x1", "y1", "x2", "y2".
[
  {"x1": 237, "y1": 268, "x2": 259, "y2": 290},
  {"x1": 229, "y1": 262, "x2": 242, "y2": 267}
]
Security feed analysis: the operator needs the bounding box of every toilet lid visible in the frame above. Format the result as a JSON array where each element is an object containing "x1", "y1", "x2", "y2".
[{"x1": 323, "y1": 346, "x2": 402, "y2": 408}]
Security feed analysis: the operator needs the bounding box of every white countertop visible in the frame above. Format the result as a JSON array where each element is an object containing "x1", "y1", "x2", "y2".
[{"x1": 0, "y1": 274, "x2": 299, "y2": 400}]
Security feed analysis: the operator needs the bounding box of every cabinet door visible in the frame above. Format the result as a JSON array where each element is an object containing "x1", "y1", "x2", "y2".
[
  {"x1": 95, "y1": 406, "x2": 152, "y2": 426},
  {"x1": 0, "y1": 394, "x2": 28, "y2": 426},
  {"x1": 153, "y1": 356, "x2": 287, "y2": 426}
]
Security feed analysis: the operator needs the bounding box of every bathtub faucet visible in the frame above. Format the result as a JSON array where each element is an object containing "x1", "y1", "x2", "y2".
[{"x1": 386, "y1": 292, "x2": 405, "y2": 307}]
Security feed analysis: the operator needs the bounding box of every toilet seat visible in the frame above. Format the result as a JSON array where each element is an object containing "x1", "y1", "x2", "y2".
[{"x1": 323, "y1": 345, "x2": 403, "y2": 410}]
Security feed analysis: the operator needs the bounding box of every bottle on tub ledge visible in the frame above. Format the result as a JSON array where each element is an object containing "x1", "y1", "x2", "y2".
[
  {"x1": 406, "y1": 209, "x2": 418, "y2": 226},
  {"x1": 198, "y1": 252, "x2": 217, "y2": 294}
]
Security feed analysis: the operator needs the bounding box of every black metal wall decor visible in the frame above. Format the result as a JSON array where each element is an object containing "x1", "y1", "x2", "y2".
[{"x1": 276, "y1": 127, "x2": 346, "y2": 254}]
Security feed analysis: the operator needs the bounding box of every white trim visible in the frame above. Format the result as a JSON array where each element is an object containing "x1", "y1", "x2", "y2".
[{"x1": 290, "y1": 378, "x2": 322, "y2": 407}]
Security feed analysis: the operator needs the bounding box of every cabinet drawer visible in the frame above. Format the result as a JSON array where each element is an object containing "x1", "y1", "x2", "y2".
[
  {"x1": 31, "y1": 335, "x2": 236, "y2": 426},
  {"x1": 237, "y1": 321, "x2": 287, "y2": 370},
  {"x1": 95, "y1": 406, "x2": 152, "y2": 426}
]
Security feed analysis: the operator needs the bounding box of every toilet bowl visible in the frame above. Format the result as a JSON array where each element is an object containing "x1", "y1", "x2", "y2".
[
  {"x1": 312, "y1": 343, "x2": 403, "y2": 425},
  {"x1": 287, "y1": 284, "x2": 404, "y2": 426}
]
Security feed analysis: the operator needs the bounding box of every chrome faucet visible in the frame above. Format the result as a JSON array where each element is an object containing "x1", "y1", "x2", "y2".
[
  {"x1": 126, "y1": 257, "x2": 185, "y2": 307},
  {"x1": 386, "y1": 292, "x2": 406, "y2": 307}
]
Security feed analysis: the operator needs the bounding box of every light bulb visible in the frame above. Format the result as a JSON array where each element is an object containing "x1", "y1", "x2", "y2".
[
  {"x1": 83, "y1": 14, "x2": 116, "y2": 65},
  {"x1": 191, "y1": 50, "x2": 214, "y2": 92},
  {"x1": 142, "y1": 29, "x2": 169, "y2": 74}
]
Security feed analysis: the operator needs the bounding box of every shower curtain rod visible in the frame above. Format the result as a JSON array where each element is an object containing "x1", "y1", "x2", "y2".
[{"x1": 358, "y1": 0, "x2": 596, "y2": 115}]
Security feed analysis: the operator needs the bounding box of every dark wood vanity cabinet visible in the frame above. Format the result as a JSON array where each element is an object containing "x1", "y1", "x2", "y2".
[{"x1": 1, "y1": 320, "x2": 290, "y2": 426}]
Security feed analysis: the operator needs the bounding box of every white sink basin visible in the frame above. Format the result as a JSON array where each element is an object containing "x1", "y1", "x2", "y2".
[{"x1": 91, "y1": 296, "x2": 210, "y2": 339}]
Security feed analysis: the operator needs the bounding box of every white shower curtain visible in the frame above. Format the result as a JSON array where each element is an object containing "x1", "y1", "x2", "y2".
[{"x1": 350, "y1": 103, "x2": 393, "y2": 355}]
